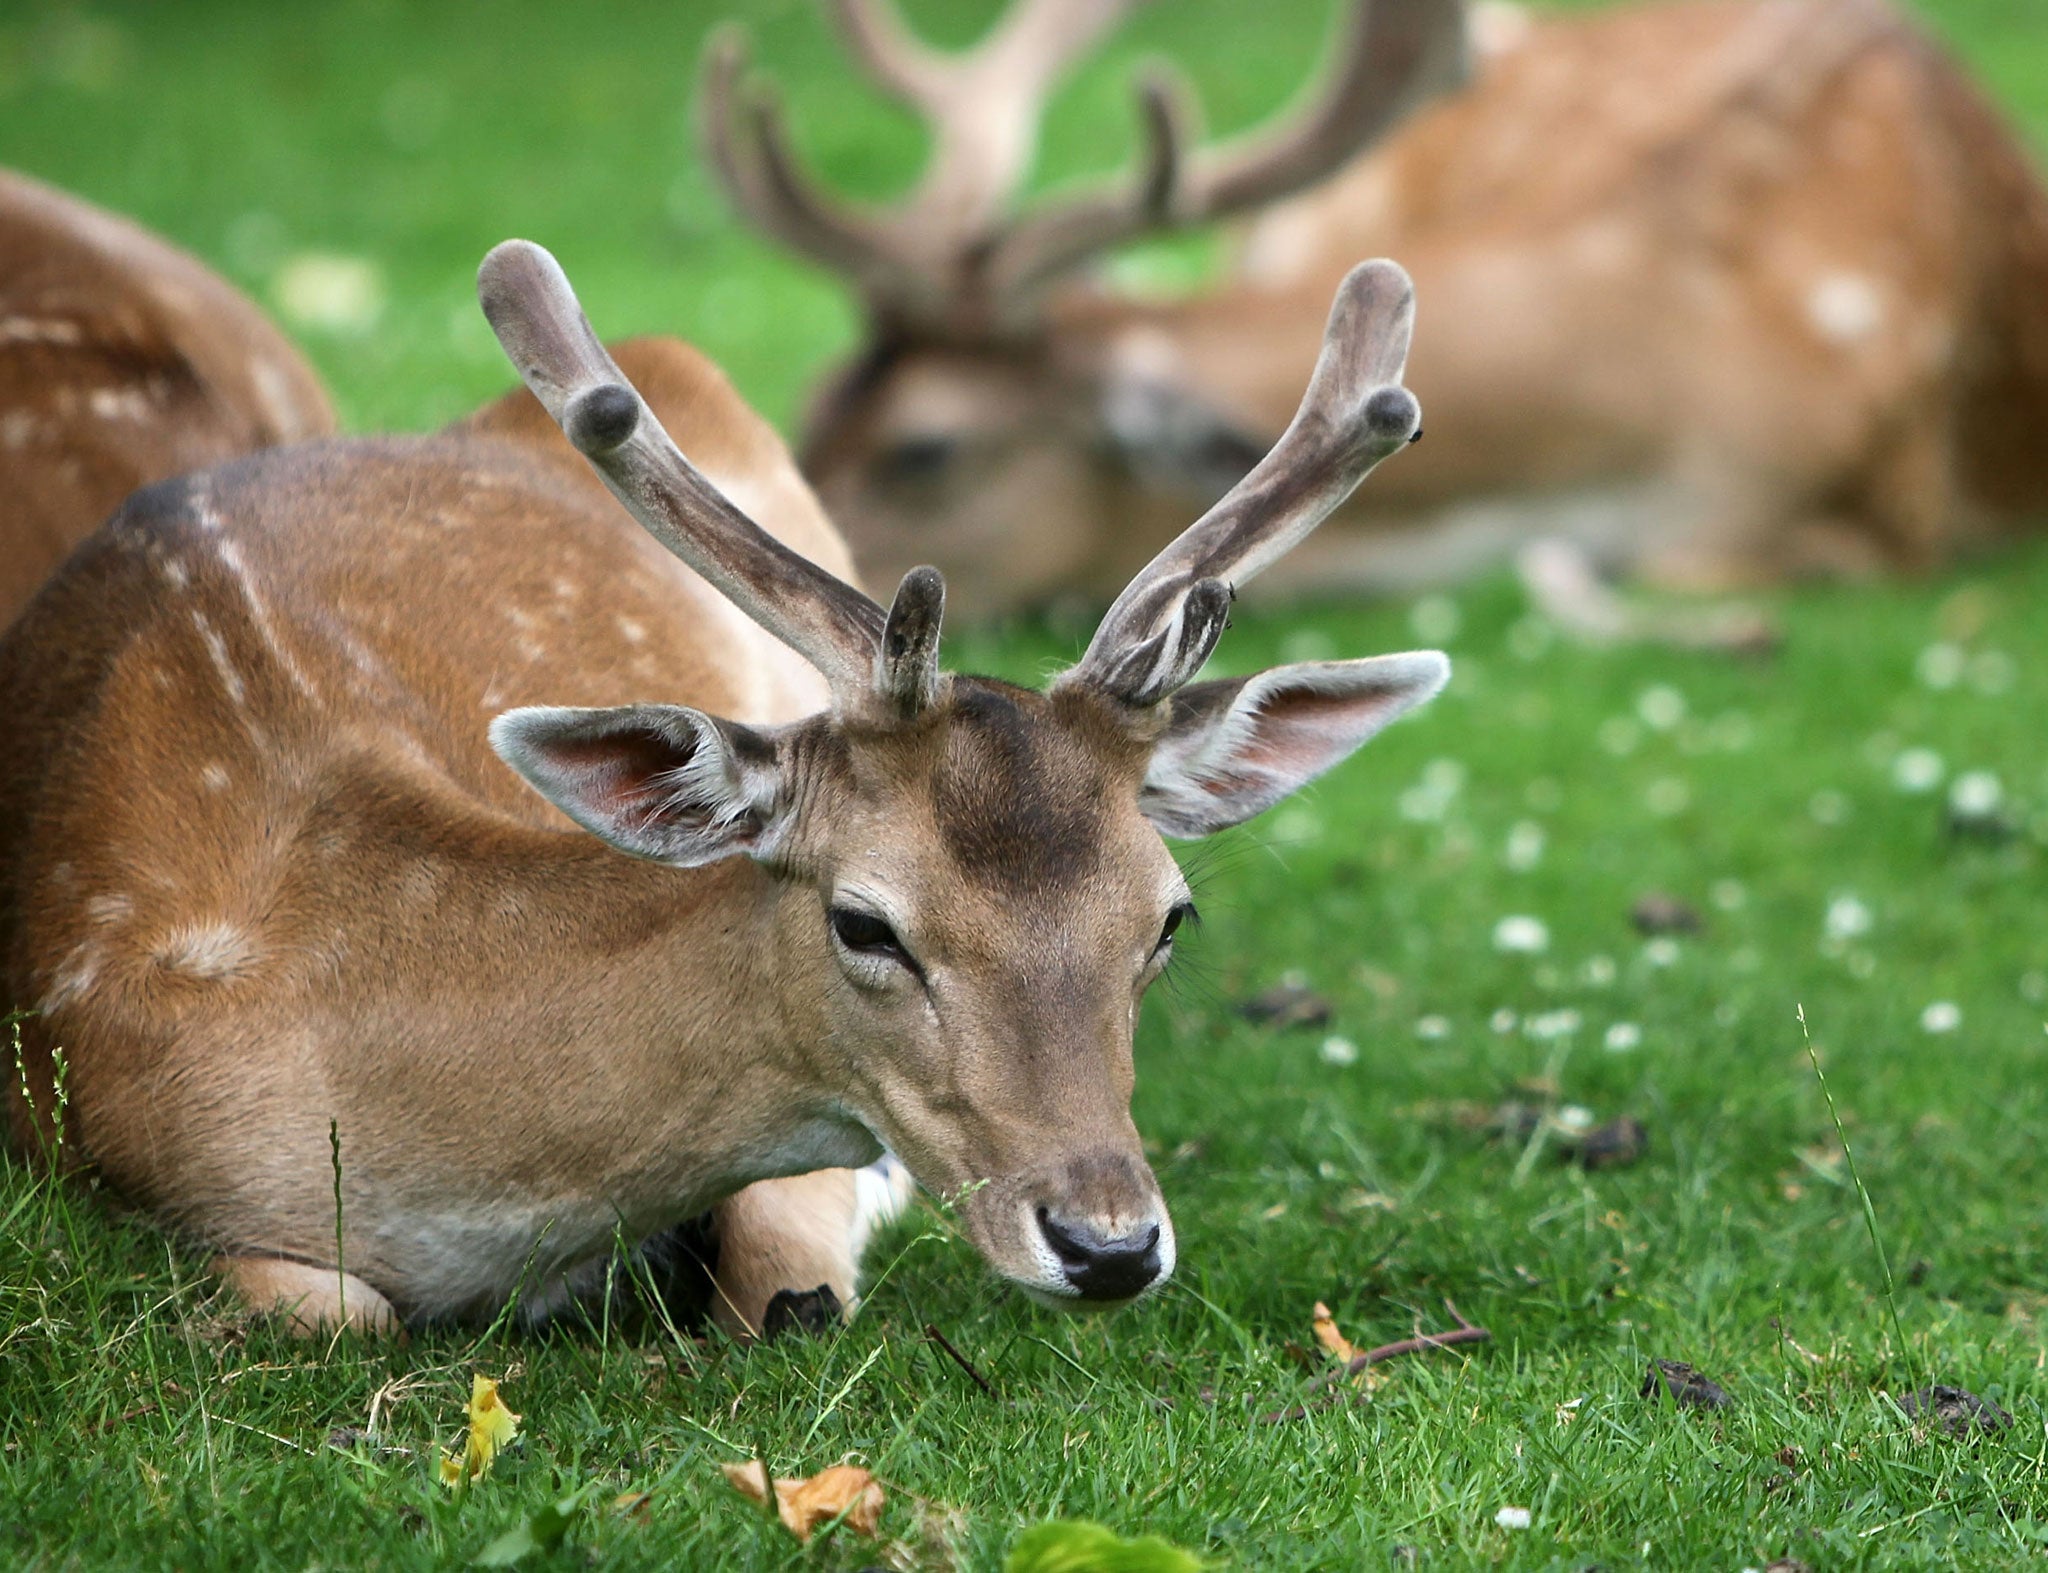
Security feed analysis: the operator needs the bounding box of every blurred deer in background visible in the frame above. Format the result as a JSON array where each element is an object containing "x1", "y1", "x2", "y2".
[
  {"x1": 709, "y1": 0, "x2": 2048, "y2": 634},
  {"x1": 0, "y1": 238, "x2": 1446, "y2": 1338},
  {"x1": 0, "y1": 169, "x2": 336, "y2": 627}
]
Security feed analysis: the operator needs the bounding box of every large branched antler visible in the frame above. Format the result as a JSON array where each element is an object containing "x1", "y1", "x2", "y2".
[
  {"x1": 1059, "y1": 258, "x2": 1420, "y2": 706},
  {"x1": 477, "y1": 239, "x2": 948, "y2": 709},
  {"x1": 703, "y1": 0, "x2": 1465, "y2": 338}
]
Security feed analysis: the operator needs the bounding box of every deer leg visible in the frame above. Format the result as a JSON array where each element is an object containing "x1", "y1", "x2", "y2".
[
  {"x1": 213, "y1": 1254, "x2": 402, "y2": 1337},
  {"x1": 709, "y1": 1157, "x2": 915, "y2": 1340}
]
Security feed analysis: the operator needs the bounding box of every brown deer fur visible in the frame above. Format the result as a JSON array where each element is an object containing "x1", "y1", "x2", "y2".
[
  {"x1": 0, "y1": 240, "x2": 1447, "y2": 1336},
  {"x1": 744, "y1": 0, "x2": 2048, "y2": 618},
  {"x1": 0, "y1": 169, "x2": 336, "y2": 627}
]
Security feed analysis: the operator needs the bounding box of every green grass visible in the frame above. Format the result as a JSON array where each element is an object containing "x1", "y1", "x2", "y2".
[{"x1": 5, "y1": 0, "x2": 2048, "y2": 1567}]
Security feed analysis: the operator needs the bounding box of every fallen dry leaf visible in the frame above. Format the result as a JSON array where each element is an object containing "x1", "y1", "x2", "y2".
[
  {"x1": 721, "y1": 1460, "x2": 884, "y2": 1542},
  {"x1": 439, "y1": 1373, "x2": 520, "y2": 1487},
  {"x1": 1311, "y1": 1302, "x2": 1358, "y2": 1364}
]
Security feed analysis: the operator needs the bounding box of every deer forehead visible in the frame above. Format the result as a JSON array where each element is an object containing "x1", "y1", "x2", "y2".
[{"x1": 827, "y1": 680, "x2": 1162, "y2": 904}]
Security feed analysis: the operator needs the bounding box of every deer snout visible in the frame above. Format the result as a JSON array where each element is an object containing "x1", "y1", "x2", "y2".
[{"x1": 1035, "y1": 1208, "x2": 1163, "y2": 1302}]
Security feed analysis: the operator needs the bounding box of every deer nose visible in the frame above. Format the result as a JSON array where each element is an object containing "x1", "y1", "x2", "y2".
[{"x1": 1036, "y1": 1208, "x2": 1163, "y2": 1301}]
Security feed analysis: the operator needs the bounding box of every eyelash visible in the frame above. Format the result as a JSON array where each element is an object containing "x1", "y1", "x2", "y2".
[{"x1": 1156, "y1": 901, "x2": 1198, "y2": 956}]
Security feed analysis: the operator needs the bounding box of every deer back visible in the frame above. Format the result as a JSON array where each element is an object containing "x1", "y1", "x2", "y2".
[{"x1": 0, "y1": 170, "x2": 338, "y2": 627}]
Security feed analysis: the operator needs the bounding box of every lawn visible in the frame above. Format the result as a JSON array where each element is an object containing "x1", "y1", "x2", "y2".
[{"x1": 4, "y1": 0, "x2": 2048, "y2": 1567}]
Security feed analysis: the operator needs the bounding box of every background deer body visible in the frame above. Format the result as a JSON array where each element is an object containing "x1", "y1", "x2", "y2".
[
  {"x1": 731, "y1": 0, "x2": 2048, "y2": 620},
  {"x1": 0, "y1": 169, "x2": 336, "y2": 628},
  {"x1": 0, "y1": 240, "x2": 1446, "y2": 1335}
]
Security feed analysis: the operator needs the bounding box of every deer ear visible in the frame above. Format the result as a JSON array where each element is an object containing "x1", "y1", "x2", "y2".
[
  {"x1": 1140, "y1": 653, "x2": 1449, "y2": 838},
  {"x1": 490, "y1": 704, "x2": 788, "y2": 867}
]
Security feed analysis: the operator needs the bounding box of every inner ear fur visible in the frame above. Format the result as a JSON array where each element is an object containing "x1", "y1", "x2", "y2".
[
  {"x1": 1138, "y1": 652, "x2": 1450, "y2": 838},
  {"x1": 490, "y1": 703, "x2": 787, "y2": 867}
]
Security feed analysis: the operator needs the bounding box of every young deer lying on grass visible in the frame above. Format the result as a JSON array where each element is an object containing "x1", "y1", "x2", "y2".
[
  {"x1": 712, "y1": 0, "x2": 2048, "y2": 621},
  {"x1": 0, "y1": 169, "x2": 336, "y2": 628},
  {"x1": 0, "y1": 238, "x2": 1445, "y2": 1337}
]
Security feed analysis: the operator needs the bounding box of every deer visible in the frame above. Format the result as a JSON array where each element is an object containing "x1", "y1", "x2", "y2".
[
  {"x1": 707, "y1": 0, "x2": 2048, "y2": 632},
  {"x1": 0, "y1": 168, "x2": 337, "y2": 629},
  {"x1": 0, "y1": 235, "x2": 1447, "y2": 1340}
]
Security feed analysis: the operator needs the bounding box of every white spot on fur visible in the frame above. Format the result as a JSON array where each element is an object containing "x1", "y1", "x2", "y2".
[
  {"x1": 200, "y1": 762, "x2": 231, "y2": 792},
  {"x1": 1807, "y1": 273, "x2": 1883, "y2": 344},
  {"x1": 615, "y1": 615, "x2": 647, "y2": 646},
  {"x1": 191, "y1": 610, "x2": 245, "y2": 705},
  {"x1": 43, "y1": 941, "x2": 103, "y2": 1010},
  {"x1": 0, "y1": 316, "x2": 83, "y2": 345},
  {"x1": 156, "y1": 920, "x2": 260, "y2": 981},
  {"x1": 85, "y1": 893, "x2": 133, "y2": 926},
  {"x1": 88, "y1": 386, "x2": 154, "y2": 421},
  {"x1": 190, "y1": 485, "x2": 226, "y2": 532},
  {"x1": 161, "y1": 556, "x2": 190, "y2": 590},
  {"x1": 215, "y1": 536, "x2": 317, "y2": 700}
]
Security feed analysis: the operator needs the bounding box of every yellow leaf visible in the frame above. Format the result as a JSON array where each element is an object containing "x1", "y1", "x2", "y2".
[
  {"x1": 721, "y1": 1460, "x2": 885, "y2": 1542},
  {"x1": 440, "y1": 1373, "x2": 521, "y2": 1487},
  {"x1": 1312, "y1": 1301, "x2": 1358, "y2": 1364}
]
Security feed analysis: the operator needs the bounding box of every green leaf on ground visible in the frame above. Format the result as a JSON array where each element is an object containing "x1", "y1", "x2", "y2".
[{"x1": 1005, "y1": 1519, "x2": 1205, "y2": 1573}]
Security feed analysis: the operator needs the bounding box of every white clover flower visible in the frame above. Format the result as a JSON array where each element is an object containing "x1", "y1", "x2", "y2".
[
  {"x1": 1525, "y1": 1009, "x2": 1582, "y2": 1040},
  {"x1": 1643, "y1": 937, "x2": 1681, "y2": 967},
  {"x1": 1583, "y1": 954, "x2": 1617, "y2": 987},
  {"x1": 1554, "y1": 1104, "x2": 1595, "y2": 1136},
  {"x1": 1494, "y1": 915, "x2": 1550, "y2": 954},
  {"x1": 1637, "y1": 685, "x2": 1686, "y2": 730},
  {"x1": 273, "y1": 253, "x2": 386, "y2": 333},
  {"x1": 1824, "y1": 895, "x2": 1872, "y2": 941},
  {"x1": 1505, "y1": 821, "x2": 1546, "y2": 871},
  {"x1": 1646, "y1": 777, "x2": 1691, "y2": 816},
  {"x1": 1892, "y1": 747, "x2": 1945, "y2": 793},
  {"x1": 1489, "y1": 1008, "x2": 1519, "y2": 1034},
  {"x1": 1604, "y1": 1022, "x2": 1642, "y2": 1052},
  {"x1": 1915, "y1": 642, "x2": 1965, "y2": 690},
  {"x1": 1319, "y1": 1034, "x2": 1360, "y2": 1066},
  {"x1": 1920, "y1": 1002, "x2": 1961, "y2": 1034},
  {"x1": 1270, "y1": 805, "x2": 1322, "y2": 844},
  {"x1": 1495, "y1": 1507, "x2": 1532, "y2": 1531},
  {"x1": 1424, "y1": 758, "x2": 1468, "y2": 795},
  {"x1": 1414, "y1": 1014, "x2": 1450, "y2": 1040},
  {"x1": 1711, "y1": 879, "x2": 1747, "y2": 911},
  {"x1": 1949, "y1": 771, "x2": 2003, "y2": 818}
]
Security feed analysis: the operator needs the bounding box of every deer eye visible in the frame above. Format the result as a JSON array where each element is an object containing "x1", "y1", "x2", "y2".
[
  {"x1": 1155, "y1": 901, "x2": 1197, "y2": 955},
  {"x1": 829, "y1": 905, "x2": 915, "y2": 969},
  {"x1": 876, "y1": 434, "x2": 958, "y2": 487}
]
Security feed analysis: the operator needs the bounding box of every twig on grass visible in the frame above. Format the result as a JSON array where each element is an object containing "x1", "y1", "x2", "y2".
[
  {"x1": 924, "y1": 1322, "x2": 996, "y2": 1398},
  {"x1": 1261, "y1": 1299, "x2": 1490, "y2": 1422}
]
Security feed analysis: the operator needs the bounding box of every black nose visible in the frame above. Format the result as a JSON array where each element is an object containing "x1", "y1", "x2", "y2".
[{"x1": 1037, "y1": 1209, "x2": 1162, "y2": 1301}]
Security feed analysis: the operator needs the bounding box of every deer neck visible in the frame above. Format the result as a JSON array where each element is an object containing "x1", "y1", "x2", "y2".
[{"x1": 331, "y1": 804, "x2": 871, "y2": 1226}]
